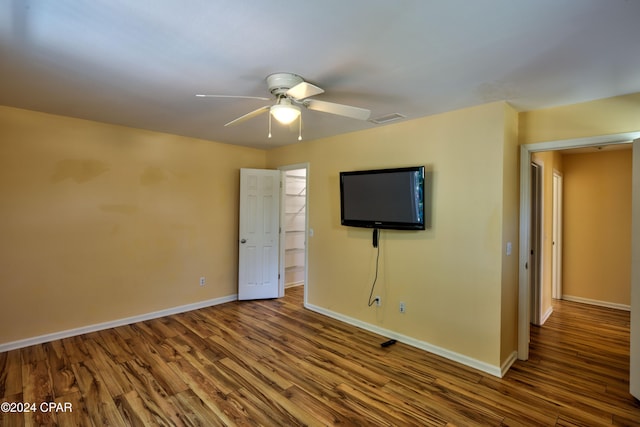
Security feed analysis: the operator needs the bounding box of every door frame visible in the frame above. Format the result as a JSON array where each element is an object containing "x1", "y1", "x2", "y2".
[
  {"x1": 631, "y1": 138, "x2": 640, "y2": 400},
  {"x1": 278, "y1": 163, "x2": 309, "y2": 303},
  {"x1": 529, "y1": 161, "x2": 544, "y2": 326},
  {"x1": 552, "y1": 170, "x2": 563, "y2": 300},
  {"x1": 518, "y1": 131, "x2": 640, "y2": 361}
]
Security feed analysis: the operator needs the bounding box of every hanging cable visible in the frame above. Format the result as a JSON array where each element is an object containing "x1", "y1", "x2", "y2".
[
  {"x1": 298, "y1": 114, "x2": 302, "y2": 141},
  {"x1": 268, "y1": 111, "x2": 272, "y2": 138},
  {"x1": 367, "y1": 229, "x2": 381, "y2": 307}
]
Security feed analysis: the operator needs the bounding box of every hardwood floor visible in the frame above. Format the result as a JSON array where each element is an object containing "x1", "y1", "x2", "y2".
[{"x1": 1, "y1": 287, "x2": 639, "y2": 426}]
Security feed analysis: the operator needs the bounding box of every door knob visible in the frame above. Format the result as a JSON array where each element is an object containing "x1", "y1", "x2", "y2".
[{"x1": 240, "y1": 238, "x2": 247, "y2": 244}]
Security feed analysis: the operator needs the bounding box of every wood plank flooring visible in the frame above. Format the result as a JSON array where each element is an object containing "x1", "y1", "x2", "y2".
[{"x1": 1, "y1": 286, "x2": 639, "y2": 426}]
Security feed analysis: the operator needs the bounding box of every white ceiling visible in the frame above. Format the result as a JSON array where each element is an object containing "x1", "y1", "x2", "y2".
[{"x1": 2, "y1": 0, "x2": 640, "y2": 149}]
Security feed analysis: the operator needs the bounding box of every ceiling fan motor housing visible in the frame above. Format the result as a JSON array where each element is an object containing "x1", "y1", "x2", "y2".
[{"x1": 267, "y1": 73, "x2": 304, "y2": 96}]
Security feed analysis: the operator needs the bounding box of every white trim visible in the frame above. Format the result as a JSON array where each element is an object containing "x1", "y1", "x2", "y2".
[
  {"x1": 562, "y1": 295, "x2": 631, "y2": 311},
  {"x1": 630, "y1": 138, "x2": 640, "y2": 399},
  {"x1": 285, "y1": 281, "x2": 304, "y2": 288},
  {"x1": 285, "y1": 282, "x2": 304, "y2": 288},
  {"x1": 0, "y1": 294, "x2": 237, "y2": 352},
  {"x1": 518, "y1": 145, "x2": 532, "y2": 360},
  {"x1": 551, "y1": 171, "x2": 563, "y2": 300},
  {"x1": 305, "y1": 303, "x2": 506, "y2": 378},
  {"x1": 523, "y1": 133, "x2": 638, "y2": 153},
  {"x1": 278, "y1": 169, "x2": 286, "y2": 298},
  {"x1": 501, "y1": 351, "x2": 518, "y2": 377},
  {"x1": 519, "y1": 131, "x2": 640, "y2": 361},
  {"x1": 540, "y1": 306, "x2": 554, "y2": 325}
]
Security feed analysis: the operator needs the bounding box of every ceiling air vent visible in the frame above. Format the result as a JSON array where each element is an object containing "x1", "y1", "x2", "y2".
[{"x1": 369, "y1": 113, "x2": 406, "y2": 125}]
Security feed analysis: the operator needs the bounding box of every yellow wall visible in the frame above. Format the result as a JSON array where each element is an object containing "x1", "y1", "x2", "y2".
[
  {"x1": 562, "y1": 149, "x2": 632, "y2": 305},
  {"x1": 0, "y1": 106, "x2": 266, "y2": 344},
  {"x1": 268, "y1": 102, "x2": 518, "y2": 368},
  {"x1": 519, "y1": 92, "x2": 640, "y2": 145}
]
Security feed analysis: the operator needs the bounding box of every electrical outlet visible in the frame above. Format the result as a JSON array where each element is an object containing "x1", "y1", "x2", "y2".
[
  {"x1": 199, "y1": 276, "x2": 206, "y2": 286},
  {"x1": 375, "y1": 296, "x2": 381, "y2": 307},
  {"x1": 399, "y1": 301, "x2": 406, "y2": 313}
]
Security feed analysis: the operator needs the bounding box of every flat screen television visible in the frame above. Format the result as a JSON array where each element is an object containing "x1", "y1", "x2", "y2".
[{"x1": 340, "y1": 166, "x2": 425, "y2": 230}]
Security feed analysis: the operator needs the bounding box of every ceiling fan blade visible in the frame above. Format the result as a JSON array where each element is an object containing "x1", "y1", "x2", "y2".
[
  {"x1": 196, "y1": 94, "x2": 270, "y2": 101},
  {"x1": 286, "y1": 82, "x2": 324, "y2": 101},
  {"x1": 304, "y1": 99, "x2": 371, "y2": 121},
  {"x1": 224, "y1": 106, "x2": 270, "y2": 127}
]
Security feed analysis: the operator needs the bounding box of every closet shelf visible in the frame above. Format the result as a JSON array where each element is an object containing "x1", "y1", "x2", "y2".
[{"x1": 285, "y1": 247, "x2": 305, "y2": 253}]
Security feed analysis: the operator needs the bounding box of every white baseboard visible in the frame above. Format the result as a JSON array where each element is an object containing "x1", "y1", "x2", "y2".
[
  {"x1": 2, "y1": 294, "x2": 518, "y2": 379},
  {"x1": 562, "y1": 295, "x2": 631, "y2": 311},
  {"x1": 540, "y1": 306, "x2": 554, "y2": 325},
  {"x1": 501, "y1": 351, "x2": 518, "y2": 377},
  {"x1": 285, "y1": 281, "x2": 304, "y2": 288},
  {"x1": 0, "y1": 294, "x2": 238, "y2": 353},
  {"x1": 304, "y1": 303, "x2": 505, "y2": 378}
]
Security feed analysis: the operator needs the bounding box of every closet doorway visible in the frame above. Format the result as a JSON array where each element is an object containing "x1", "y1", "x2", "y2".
[{"x1": 279, "y1": 164, "x2": 308, "y2": 301}]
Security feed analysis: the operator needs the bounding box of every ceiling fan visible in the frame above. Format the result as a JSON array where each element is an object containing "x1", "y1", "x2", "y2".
[{"x1": 196, "y1": 73, "x2": 371, "y2": 139}]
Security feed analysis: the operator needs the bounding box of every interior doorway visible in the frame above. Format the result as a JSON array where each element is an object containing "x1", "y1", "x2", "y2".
[
  {"x1": 518, "y1": 132, "x2": 640, "y2": 399},
  {"x1": 279, "y1": 164, "x2": 309, "y2": 304}
]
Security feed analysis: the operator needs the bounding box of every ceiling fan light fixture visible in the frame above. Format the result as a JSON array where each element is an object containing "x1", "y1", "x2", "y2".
[{"x1": 270, "y1": 100, "x2": 301, "y2": 124}]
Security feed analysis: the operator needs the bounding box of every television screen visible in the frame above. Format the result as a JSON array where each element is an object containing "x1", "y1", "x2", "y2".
[{"x1": 340, "y1": 166, "x2": 425, "y2": 230}]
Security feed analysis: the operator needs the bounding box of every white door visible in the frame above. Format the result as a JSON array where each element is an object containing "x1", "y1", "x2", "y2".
[
  {"x1": 238, "y1": 168, "x2": 281, "y2": 300},
  {"x1": 631, "y1": 139, "x2": 640, "y2": 400}
]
